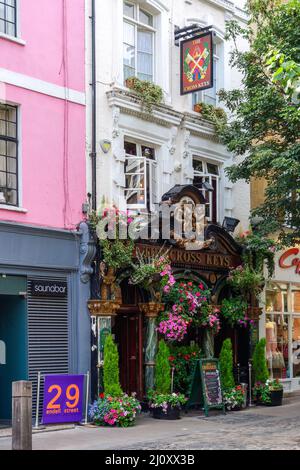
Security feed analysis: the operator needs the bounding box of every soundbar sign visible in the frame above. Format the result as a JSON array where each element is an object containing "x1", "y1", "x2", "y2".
[{"x1": 31, "y1": 280, "x2": 68, "y2": 297}]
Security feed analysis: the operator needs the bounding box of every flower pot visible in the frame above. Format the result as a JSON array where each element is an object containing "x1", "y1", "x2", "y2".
[
  {"x1": 152, "y1": 405, "x2": 181, "y2": 420},
  {"x1": 255, "y1": 389, "x2": 283, "y2": 406},
  {"x1": 125, "y1": 78, "x2": 136, "y2": 89},
  {"x1": 268, "y1": 389, "x2": 283, "y2": 406},
  {"x1": 193, "y1": 103, "x2": 202, "y2": 113}
]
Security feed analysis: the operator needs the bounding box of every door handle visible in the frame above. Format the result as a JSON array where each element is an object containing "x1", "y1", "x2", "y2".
[{"x1": 130, "y1": 356, "x2": 136, "y2": 360}]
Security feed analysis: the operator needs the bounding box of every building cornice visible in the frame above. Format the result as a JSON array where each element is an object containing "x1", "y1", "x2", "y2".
[
  {"x1": 0, "y1": 221, "x2": 81, "y2": 241},
  {"x1": 205, "y1": 0, "x2": 248, "y2": 23},
  {"x1": 107, "y1": 87, "x2": 222, "y2": 142},
  {"x1": 107, "y1": 87, "x2": 183, "y2": 128}
]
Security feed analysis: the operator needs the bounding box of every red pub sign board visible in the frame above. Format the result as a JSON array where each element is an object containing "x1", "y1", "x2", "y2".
[{"x1": 180, "y1": 32, "x2": 213, "y2": 95}]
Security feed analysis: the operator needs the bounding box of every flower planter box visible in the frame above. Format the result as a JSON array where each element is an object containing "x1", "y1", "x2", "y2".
[
  {"x1": 267, "y1": 389, "x2": 283, "y2": 406},
  {"x1": 152, "y1": 406, "x2": 181, "y2": 420},
  {"x1": 255, "y1": 389, "x2": 283, "y2": 407}
]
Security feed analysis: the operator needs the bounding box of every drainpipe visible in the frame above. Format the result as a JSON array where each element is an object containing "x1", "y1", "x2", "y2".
[{"x1": 91, "y1": 0, "x2": 97, "y2": 211}]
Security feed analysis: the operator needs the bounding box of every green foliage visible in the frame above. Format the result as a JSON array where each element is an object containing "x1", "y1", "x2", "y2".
[
  {"x1": 194, "y1": 103, "x2": 228, "y2": 133},
  {"x1": 168, "y1": 344, "x2": 202, "y2": 395},
  {"x1": 89, "y1": 209, "x2": 134, "y2": 271},
  {"x1": 220, "y1": 297, "x2": 249, "y2": 327},
  {"x1": 103, "y1": 335, "x2": 122, "y2": 397},
  {"x1": 228, "y1": 264, "x2": 265, "y2": 298},
  {"x1": 237, "y1": 233, "x2": 278, "y2": 278},
  {"x1": 101, "y1": 238, "x2": 134, "y2": 271},
  {"x1": 252, "y1": 338, "x2": 269, "y2": 384},
  {"x1": 126, "y1": 76, "x2": 164, "y2": 112},
  {"x1": 219, "y1": 339, "x2": 235, "y2": 391},
  {"x1": 218, "y1": 0, "x2": 300, "y2": 246},
  {"x1": 155, "y1": 340, "x2": 171, "y2": 394}
]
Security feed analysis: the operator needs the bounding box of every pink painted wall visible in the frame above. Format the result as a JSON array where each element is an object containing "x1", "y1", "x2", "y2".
[
  {"x1": 0, "y1": 0, "x2": 86, "y2": 229},
  {"x1": 1, "y1": 0, "x2": 85, "y2": 91}
]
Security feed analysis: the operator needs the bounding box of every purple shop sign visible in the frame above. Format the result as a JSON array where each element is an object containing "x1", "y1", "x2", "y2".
[{"x1": 42, "y1": 374, "x2": 85, "y2": 424}]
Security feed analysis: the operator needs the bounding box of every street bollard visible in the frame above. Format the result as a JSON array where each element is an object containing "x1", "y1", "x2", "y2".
[{"x1": 12, "y1": 381, "x2": 32, "y2": 450}]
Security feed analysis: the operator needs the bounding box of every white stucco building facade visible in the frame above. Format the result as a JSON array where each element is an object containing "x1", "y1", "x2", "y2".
[{"x1": 85, "y1": 0, "x2": 250, "y2": 233}]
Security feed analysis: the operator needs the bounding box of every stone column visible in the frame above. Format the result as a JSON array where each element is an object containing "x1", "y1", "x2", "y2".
[
  {"x1": 203, "y1": 328, "x2": 214, "y2": 358},
  {"x1": 139, "y1": 302, "x2": 164, "y2": 392},
  {"x1": 88, "y1": 300, "x2": 121, "y2": 394}
]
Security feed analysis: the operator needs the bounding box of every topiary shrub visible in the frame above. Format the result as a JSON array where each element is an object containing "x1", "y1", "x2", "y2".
[
  {"x1": 252, "y1": 338, "x2": 269, "y2": 384},
  {"x1": 103, "y1": 334, "x2": 122, "y2": 397},
  {"x1": 155, "y1": 340, "x2": 171, "y2": 394},
  {"x1": 219, "y1": 338, "x2": 235, "y2": 391}
]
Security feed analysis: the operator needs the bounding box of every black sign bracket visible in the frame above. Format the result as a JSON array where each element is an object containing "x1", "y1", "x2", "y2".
[{"x1": 174, "y1": 24, "x2": 213, "y2": 47}]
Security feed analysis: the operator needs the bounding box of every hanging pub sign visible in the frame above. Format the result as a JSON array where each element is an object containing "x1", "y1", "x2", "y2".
[
  {"x1": 186, "y1": 359, "x2": 225, "y2": 416},
  {"x1": 180, "y1": 31, "x2": 213, "y2": 95}
]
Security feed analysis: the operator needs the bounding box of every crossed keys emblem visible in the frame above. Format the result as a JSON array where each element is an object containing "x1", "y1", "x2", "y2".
[{"x1": 185, "y1": 47, "x2": 210, "y2": 83}]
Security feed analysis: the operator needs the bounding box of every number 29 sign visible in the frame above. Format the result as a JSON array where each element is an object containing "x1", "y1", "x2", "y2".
[{"x1": 42, "y1": 375, "x2": 85, "y2": 424}]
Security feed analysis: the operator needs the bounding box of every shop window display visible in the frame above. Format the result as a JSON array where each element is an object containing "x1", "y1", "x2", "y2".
[{"x1": 265, "y1": 282, "x2": 300, "y2": 382}]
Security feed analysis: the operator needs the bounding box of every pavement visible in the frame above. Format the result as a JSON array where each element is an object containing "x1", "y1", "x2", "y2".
[{"x1": 1, "y1": 395, "x2": 300, "y2": 450}]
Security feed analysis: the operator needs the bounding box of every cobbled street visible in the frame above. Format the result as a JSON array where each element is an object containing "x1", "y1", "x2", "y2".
[{"x1": 1, "y1": 395, "x2": 300, "y2": 450}]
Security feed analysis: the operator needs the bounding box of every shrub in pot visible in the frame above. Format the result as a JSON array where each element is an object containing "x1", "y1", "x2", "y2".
[
  {"x1": 252, "y1": 338, "x2": 270, "y2": 403},
  {"x1": 149, "y1": 340, "x2": 187, "y2": 419},
  {"x1": 219, "y1": 338, "x2": 235, "y2": 391},
  {"x1": 89, "y1": 335, "x2": 142, "y2": 426}
]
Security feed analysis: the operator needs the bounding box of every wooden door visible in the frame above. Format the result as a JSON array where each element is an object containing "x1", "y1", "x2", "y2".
[{"x1": 115, "y1": 310, "x2": 143, "y2": 398}]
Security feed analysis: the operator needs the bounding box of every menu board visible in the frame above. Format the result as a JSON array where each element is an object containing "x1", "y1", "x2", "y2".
[
  {"x1": 201, "y1": 360, "x2": 223, "y2": 406},
  {"x1": 186, "y1": 359, "x2": 225, "y2": 417}
]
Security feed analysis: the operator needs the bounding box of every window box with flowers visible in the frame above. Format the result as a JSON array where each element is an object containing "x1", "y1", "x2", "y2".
[{"x1": 125, "y1": 76, "x2": 164, "y2": 113}]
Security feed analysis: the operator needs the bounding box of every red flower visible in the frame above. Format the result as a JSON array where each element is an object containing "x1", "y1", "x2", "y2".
[
  {"x1": 169, "y1": 356, "x2": 175, "y2": 362},
  {"x1": 99, "y1": 392, "x2": 105, "y2": 399},
  {"x1": 198, "y1": 283, "x2": 204, "y2": 290},
  {"x1": 184, "y1": 354, "x2": 191, "y2": 360}
]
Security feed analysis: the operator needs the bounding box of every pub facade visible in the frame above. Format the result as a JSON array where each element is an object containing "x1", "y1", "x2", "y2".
[{"x1": 87, "y1": 0, "x2": 251, "y2": 399}]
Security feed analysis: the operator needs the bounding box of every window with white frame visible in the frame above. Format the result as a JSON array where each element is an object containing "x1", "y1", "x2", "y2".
[
  {"x1": 123, "y1": 1, "x2": 155, "y2": 83},
  {"x1": 265, "y1": 282, "x2": 300, "y2": 381},
  {"x1": 193, "y1": 158, "x2": 220, "y2": 223},
  {"x1": 0, "y1": 104, "x2": 18, "y2": 206},
  {"x1": 124, "y1": 141, "x2": 157, "y2": 212},
  {"x1": 0, "y1": 0, "x2": 17, "y2": 37},
  {"x1": 192, "y1": 41, "x2": 221, "y2": 108}
]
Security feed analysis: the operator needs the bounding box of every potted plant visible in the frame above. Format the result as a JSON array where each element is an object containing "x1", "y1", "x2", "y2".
[
  {"x1": 130, "y1": 248, "x2": 172, "y2": 303},
  {"x1": 223, "y1": 385, "x2": 246, "y2": 411},
  {"x1": 89, "y1": 335, "x2": 142, "y2": 427},
  {"x1": 148, "y1": 391, "x2": 187, "y2": 419},
  {"x1": 228, "y1": 265, "x2": 265, "y2": 298},
  {"x1": 148, "y1": 340, "x2": 187, "y2": 419},
  {"x1": 89, "y1": 393, "x2": 141, "y2": 427},
  {"x1": 219, "y1": 338, "x2": 235, "y2": 392},
  {"x1": 252, "y1": 338, "x2": 269, "y2": 384},
  {"x1": 253, "y1": 379, "x2": 283, "y2": 406}
]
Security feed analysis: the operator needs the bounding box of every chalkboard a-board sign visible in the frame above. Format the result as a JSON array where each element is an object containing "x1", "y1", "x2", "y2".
[{"x1": 187, "y1": 359, "x2": 225, "y2": 417}]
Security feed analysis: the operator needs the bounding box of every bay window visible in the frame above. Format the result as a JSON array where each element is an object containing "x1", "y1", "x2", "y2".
[
  {"x1": 0, "y1": 0, "x2": 17, "y2": 37},
  {"x1": 0, "y1": 104, "x2": 18, "y2": 206},
  {"x1": 193, "y1": 158, "x2": 219, "y2": 224},
  {"x1": 123, "y1": 1, "x2": 155, "y2": 83},
  {"x1": 124, "y1": 141, "x2": 157, "y2": 212}
]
